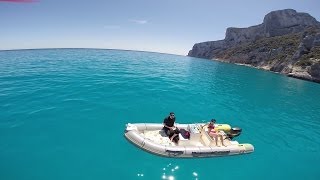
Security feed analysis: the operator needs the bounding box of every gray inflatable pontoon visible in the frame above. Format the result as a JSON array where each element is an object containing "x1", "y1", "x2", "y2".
[{"x1": 124, "y1": 123, "x2": 254, "y2": 158}]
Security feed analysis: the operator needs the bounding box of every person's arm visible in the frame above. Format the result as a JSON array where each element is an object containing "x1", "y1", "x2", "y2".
[
  {"x1": 163, "y1": 118, "x2": 171, "y2": 129},
  {"x1": 172, "y1": 117, "x2": 176, "y2": 128},
  {"x1": 172, "y1": 120, "x2": 175, "y2": 128}
]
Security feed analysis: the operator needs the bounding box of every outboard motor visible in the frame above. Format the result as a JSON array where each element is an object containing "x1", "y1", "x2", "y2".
[{"x1": 227, "y1": 127, "x2": 242, "y2": 140}]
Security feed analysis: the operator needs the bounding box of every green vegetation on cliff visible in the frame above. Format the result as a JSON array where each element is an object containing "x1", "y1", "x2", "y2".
[
  {"x1": 297, "y1": 46, "x2": 320, "y2": 66},
  {"x1": 218, "y1": 28, "x2": 320, "y2": 70}
]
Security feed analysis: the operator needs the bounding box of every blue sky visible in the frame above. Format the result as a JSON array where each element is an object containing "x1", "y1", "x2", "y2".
[{"x1": 1, "y1": 0, "x2": 319, "y2": 55}]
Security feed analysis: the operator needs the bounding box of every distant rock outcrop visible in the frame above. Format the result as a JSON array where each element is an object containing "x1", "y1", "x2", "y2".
[{"x1": 188, "y1": 9, "x2": 320, "y2": 83}]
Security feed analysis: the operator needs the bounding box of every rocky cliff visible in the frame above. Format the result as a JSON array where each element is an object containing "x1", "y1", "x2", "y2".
[{"x1": 188, "y1": 9, "x2": 320, "y2": 83}]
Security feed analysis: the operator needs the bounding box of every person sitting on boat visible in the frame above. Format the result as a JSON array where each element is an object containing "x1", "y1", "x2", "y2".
[
  {"x1": 207, "y1": 119, "x2": 227, "y2": 147},
  {"x1": 163, "y1": 112, "x2": 180, "y2": 143}
]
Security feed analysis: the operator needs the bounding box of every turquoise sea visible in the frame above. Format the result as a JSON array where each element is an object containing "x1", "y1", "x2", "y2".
[{"x1": 1, "y1": 49, "x2": 320, "y2": 180}]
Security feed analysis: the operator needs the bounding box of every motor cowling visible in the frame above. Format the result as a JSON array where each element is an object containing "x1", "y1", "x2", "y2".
[{"x1": 227, "y1": 127, "x2": 242, "y2": 140}]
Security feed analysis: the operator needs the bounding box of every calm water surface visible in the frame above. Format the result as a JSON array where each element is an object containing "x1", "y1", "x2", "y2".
[{"x1": 0, "y1": 49, "x2": 319, "y2": 180}]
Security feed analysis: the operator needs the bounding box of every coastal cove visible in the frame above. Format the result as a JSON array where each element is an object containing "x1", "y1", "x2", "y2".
[{"x1": 1, "y1": 49, "x2": 320, "y2": 180}]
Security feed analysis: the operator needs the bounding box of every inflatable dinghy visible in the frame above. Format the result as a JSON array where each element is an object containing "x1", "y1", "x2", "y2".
[{"x1": 124, "y1": 123, "x2": 254, "y2": 158}]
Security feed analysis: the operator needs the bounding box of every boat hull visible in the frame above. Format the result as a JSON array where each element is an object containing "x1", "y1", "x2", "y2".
[{"x1": 124, "y1": 123, "x2": 254, "y2": 158}]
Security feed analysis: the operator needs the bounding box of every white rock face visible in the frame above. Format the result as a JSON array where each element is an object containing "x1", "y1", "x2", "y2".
[
  {"x1": 188, "y1": 9, "x2": 320, "y2": 83},
  {"x1": 225, "y1": 25, "x2": 264, "y2": 45},
  {"x1": 263, "y1": 9, "x2": 320, "y2": 37},
  {"x1": 188, "y1": 9, "x2": 320, "y2": 58},
  {"x1": 188, "y1": 40, "x2": 225, "y2": 59}
]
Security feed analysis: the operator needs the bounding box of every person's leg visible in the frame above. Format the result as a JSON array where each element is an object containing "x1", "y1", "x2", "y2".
[
  {"x1": 174, "y1": 128, "x2": 180, "y2": 134},
  {"x1": 169, "y1": 129, "x2": 175, "y2": 136},
  {"x1": 212, "y1": 134, "x2": 219, "y2": 146},
  {"x1": 165, "y1": 129, "x2": 170, "y2": 136},
  {"x1": 209, "y1": 132, "x2": 219, "y2": 146},
  {"x1": 219, "y1": 135, "x2": 227, "y2": 147},
  {"x1": 170, "y1": 133, "x2": 178, "y2": 143},
  {"x1": 165, "y1": 128, "x2": 174, "y2": 136}
]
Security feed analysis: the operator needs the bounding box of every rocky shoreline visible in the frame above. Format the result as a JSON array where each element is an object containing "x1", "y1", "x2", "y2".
[{"x1": 188, "y1": 9, "x2": 320, "y2": 83}]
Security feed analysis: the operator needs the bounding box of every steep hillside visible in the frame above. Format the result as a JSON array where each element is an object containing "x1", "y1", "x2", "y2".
[{"x1": 188, "y1": 9, "x2": 320, "y2": 83}]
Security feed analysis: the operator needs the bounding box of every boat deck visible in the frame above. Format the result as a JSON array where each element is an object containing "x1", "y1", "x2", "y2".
[{"x1": 142, "y1": 129, "x2": 233, "y2": 147}]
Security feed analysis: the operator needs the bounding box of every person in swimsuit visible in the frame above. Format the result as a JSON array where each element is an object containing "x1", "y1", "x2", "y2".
[{"x1": 207, "y1": 119, "x2": 227, "y2": 147}]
